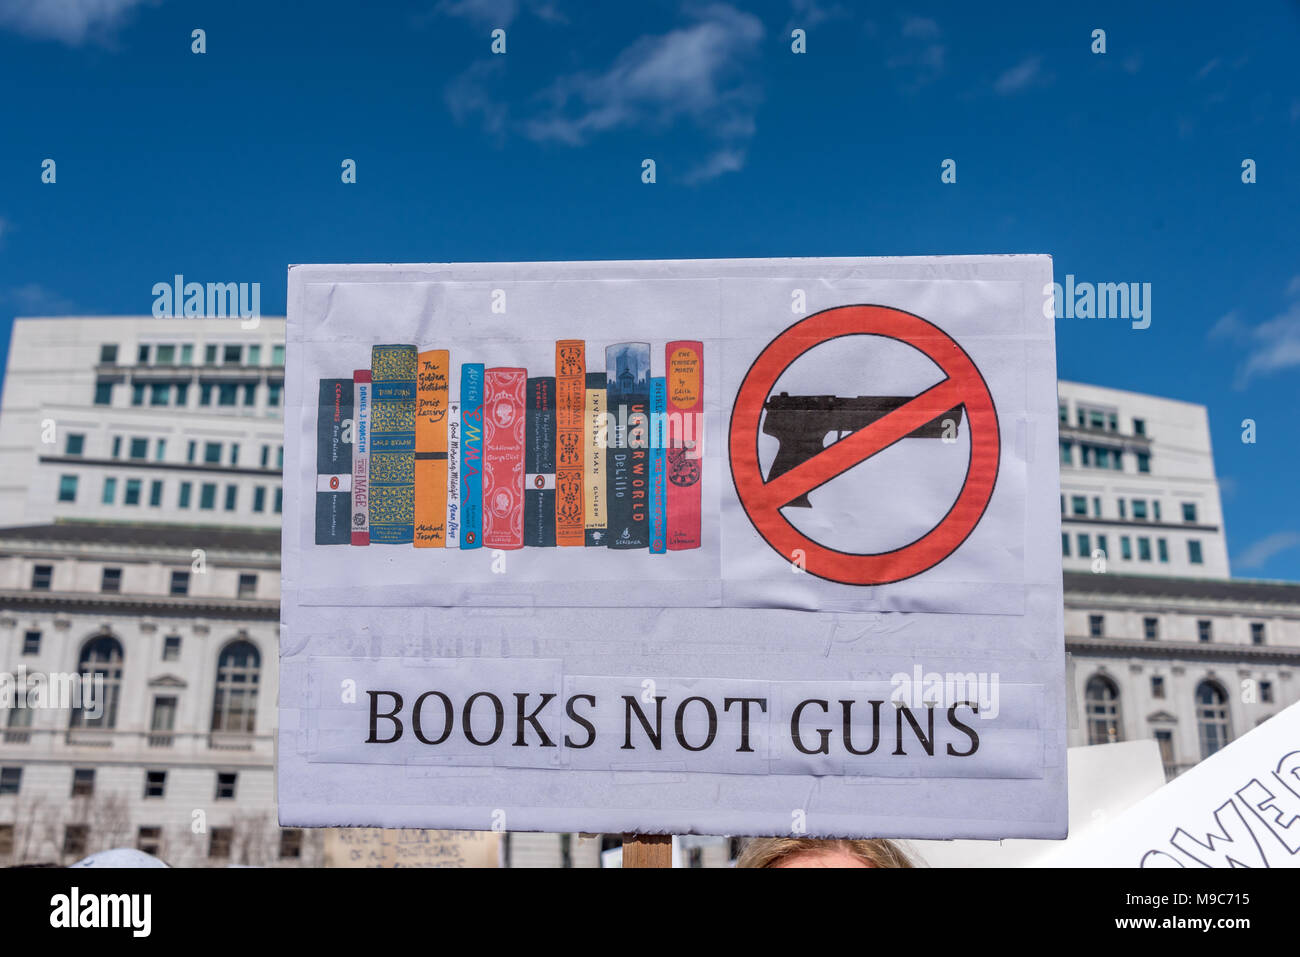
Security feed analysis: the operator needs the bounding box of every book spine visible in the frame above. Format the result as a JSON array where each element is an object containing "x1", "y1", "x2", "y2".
[
  {"x1": 315, "y1": 378, "x2": 353, "y2": 545},
  {"x1": 524, "y1": 376, "x2": 557, "y2": 547},
  {"x1": 554, "y1": 340, "x2": 586, "y2": 546},
  {"x1": 368, "y1": 344, "x2": 417, "y2": 545},
  {"x1": 482, "y1": 367, "x2": 526, "y2": 549},
  {"x1": 414, "y1": 349, "x2": 450, "y2": 547},
  {"x1": 446, "y1": 395, "x2": 461, "y2": 548},
  {"x1": 666, "y1": 340, "x2": 703, "y2": 550},
  {"x1": 460, "y1": 363, "x2": 484, "y2": 549},
  {"x1": 605, "y1": 342, "x2": 650, "y2": 549},
  {"x1": 649, "y1": 376, "x2": 667, "y2": 554},
  {"x1": 582, "y1": 371, "x2": 607, "y2": 546},
  {"x1": 350, "y1": 370, "x2": 371, "y2": 546}
]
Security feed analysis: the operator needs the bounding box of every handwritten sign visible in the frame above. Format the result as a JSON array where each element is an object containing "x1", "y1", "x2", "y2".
[{"x1": 323, "y1": 829, "x2": 501, "y2": 868}]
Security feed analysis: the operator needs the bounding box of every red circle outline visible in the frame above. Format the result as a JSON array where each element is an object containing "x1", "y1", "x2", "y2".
[{"x1": 728, "y1": 304, "x2": 1000, "y2": 586}]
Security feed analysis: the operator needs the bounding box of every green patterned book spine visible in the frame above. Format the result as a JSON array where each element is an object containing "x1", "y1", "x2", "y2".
[{"x1": 368, "y1": 344, "x2": 417, "y2": 544}]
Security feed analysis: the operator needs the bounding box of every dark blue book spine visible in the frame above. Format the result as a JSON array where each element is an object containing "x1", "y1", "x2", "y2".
[
  {"x1": 459, "y1": 363, "x2": 485, "y2": 549},
  {"x1": 524, "y1": 376, "x2": 557, "y2": 547},
  {"x1": 315, "y1": 378, "x2": 353, "y2": 545},
  {"x1": 649, "y1": 376, "x2": 667, "y2": 554},
  {"x1": 605, "y1": 342, "x2": 650, "y2": 549}
]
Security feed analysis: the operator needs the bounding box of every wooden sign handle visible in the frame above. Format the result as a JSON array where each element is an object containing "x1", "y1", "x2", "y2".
[{"x1": 622, "y1": 833, "x2": 672, "y2": 868}]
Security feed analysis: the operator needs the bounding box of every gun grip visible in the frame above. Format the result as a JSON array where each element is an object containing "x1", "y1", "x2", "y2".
[{"x1": 767, "y1": 441, "x2": 819, "y2": 508}]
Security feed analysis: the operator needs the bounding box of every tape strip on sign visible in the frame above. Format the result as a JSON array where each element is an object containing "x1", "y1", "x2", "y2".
[
  {"x1": 317, "y1": 473, "x2": 353, "y2": 493},
  {"x1": 301, "y1": 657, "x2": 1045, "y2": 780},
  {"x1": 729, "y1": 304, "x2": 1000, "y2": 586}
]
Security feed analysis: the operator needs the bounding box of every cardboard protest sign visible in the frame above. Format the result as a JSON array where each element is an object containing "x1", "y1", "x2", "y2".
[
  {"x1": 323, "y1": 828, "x2": 500, "y2": 868},
  {"x1": 1054, "y1": 700, "x2": 1300, "y2": 867},
  {"x1": 280, "y1": 257, "x2": 1067, "y2": 839}
]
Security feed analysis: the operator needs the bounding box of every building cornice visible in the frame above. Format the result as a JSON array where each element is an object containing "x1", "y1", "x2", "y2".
[
  {"x1": 0, "y1": 588, "x2": 279, "y2": 621},
  {"x1": 1067, "y1": 633, "x2": 1300, "y2": 665}
]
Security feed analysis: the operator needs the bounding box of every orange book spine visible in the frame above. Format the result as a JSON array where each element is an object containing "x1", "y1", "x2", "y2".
[{"x1": 414, "y1": 349, "x2": 449, "y2": 547}]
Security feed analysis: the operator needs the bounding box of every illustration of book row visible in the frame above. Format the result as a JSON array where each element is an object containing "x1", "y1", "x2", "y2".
[{"x1": 316, "y1": 341, "x2": 703, "y2": 552}]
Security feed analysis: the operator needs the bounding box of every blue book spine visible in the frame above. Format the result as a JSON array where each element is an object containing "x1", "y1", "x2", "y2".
[
  {"x1": 368, "y1": 345, "x2": 417, "y2": 544},
  {"x1": 649, "y1": 376, "x2": 667, "y2": 554},
  {"x1": 605, "y1": 342, "x2": 651, "y2": 549},
  {"x1": 460, "y1": 363, "x2": 485, "y2": 549}
]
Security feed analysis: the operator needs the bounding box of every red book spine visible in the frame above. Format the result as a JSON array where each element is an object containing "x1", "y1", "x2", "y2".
[
  {"x1": 482, "y1": 367, "x2": 527, "y2": 549},
  {"x1": 665, "y1": 341, "x2": 703, "y2": 550}
]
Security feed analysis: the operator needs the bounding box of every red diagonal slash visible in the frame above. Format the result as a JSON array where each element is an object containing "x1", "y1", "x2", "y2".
[{"x1": 751, "y1": 377, "x2": 966, "y2": 513}]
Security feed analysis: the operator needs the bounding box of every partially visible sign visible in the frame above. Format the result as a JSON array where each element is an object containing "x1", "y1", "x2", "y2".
[
  {"x1": 323, "y1": 828, "x2": 501, "y2": 868},
  {"x1": 1057, "y1": 700, "x2": 1300, "y2": 868}
]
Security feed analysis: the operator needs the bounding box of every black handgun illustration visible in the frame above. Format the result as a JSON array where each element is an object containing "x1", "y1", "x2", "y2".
[{"x1": 762, "y1": 392, "x2": 963, "y2": 507}]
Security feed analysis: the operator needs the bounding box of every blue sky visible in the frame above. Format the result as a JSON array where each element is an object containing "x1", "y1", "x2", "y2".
[{"x1": 0, "y1": 0, "x2": 1297, "y2": 578}]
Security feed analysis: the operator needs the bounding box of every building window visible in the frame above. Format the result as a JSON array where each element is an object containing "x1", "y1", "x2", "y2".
[
  {"x1": 1188, "y1": 540, "x2": 1204, "y2": 565},
  {"x1": 1136, "y1": 452, "x2": 1151, "y2": 473},
  {"x1": 31, "y1": 564, "x2": 53, "y2": 590},
  {"x1": 209, "y1": 827, "x2": 232, "y2": 860},
  {"x1": 1059, "y1": 439, "x2": 1072, "y2": 465},
  {"x1": 1088, "y1": 614, "x2": 1104, "y2": 637},
  {"x1": 200, "y1": 383, "x2": 213, "y2": 406},
  {"x1": 22, "y1": 631, "x2": 40, "y2": 654},
  {"x1": 204, "y1": 442, "x2": 222, "y2": 464},
  {"x1": 224, "y1": 484, "x2": 238, "y2": 511},
  {"x1": 1153, "y1": 500, "x2": 1162, "y2": 521},
  {"x1": 274, "y1": 487, "x2": 282, "y2": 513},
  {"x1": 63, "y1": 825, "x2": 88, "y2": 858},
  {"x1": 144, "y1": 770, "x2": 167, "y2": 798},
  {"x1": 1138, "y1": 537, "x2": 1152, "y2": 561},
  {"x1": 112, "y1": 436, "x2": 122, "y2": 458},
  {"x1": 1090, "y1": 496, "x2": 1100, "y2": 518},
  {"x1": 70, "y1": 636, "x2": 123, "y2": 729},
  {"x1": 1058, "y1": 403, "x2": 1068, "y2": 424},
  {"x1": 163, "y1": 635, "x2": 181, "y2": 661},
  {"x1": 272, "y1": 344, "x2": 286, "y2": 366},
  {"x1": 200, "y1": 483, "x2": 217, "y2": 510},
  {"x1": 253, "y1": 486, "x2": 266, "y2": 513},
  {"x1": 58, "y1": 474, "x2": 78, "y2": 502},
  {"x1": 137, "y1": 826, "x2": 162, "y2": 857},
  {"x1": 218, "y1": 383, "x2": 238, "y2": 406},
  {"x1": 0, "y1": 767, "x2": 21, "y2": 795},
  {"x1": 1085, "y1": 676, "x2": 1122, "y2": 745},
  {"x1": 1196, "y1": 681, "x2": 1231, "y2": 759},
  {"x1": 1182, "y1": 502, "x2": 1197, "y2": 523},
  {"x1": 1151, "y1": 675, "x2": 1165, "y2": 699},
  {"x1": 1251, "y1": 622, "x2": 1266, "y2": 646},
  {"x1": 170, "y1": 571, "x2": 190, "y2": 596},
  {"x1": 175, "y1": 382, "x2": 189, "y2": 405},
  {"x1": 94, "y1": 381, "x2": 113, "y2": 405},
  {"x1": 149, "y1": 697, "x2": 176, "y2": 744},
  {"x1": 1076, "y1": 533, "x2": 1090, "y2": 557},
  {"x1": 138, "y1": 344, "x2": 150, "y2": 363},
  {"x1": 150, "y1": 383, "x2": 169, "y2": 406},
  {"x1": 1132, "y1": 499, "x2": 1147, "y2": 520},
  {"x1": 216, "y1": 772, "x2": 238, "y2": 800},
  {"x1": 149, "y1": 480, "x2": 163, "y2": 507},
  {"x1": 66, "y1": 433, "x2": 85, "y2": 455},
  {"x1": 101, "y1": 567, "x2": 122, "y2": 593},
  {"x1": 277, "y1": 446, "x2": 283, "y2": 468},
  {"x1": 71, "y1": 768, "x2": 95, "y2": 798},
  {"x1": 268, "y1": 382, "x2": 283, "y2": 408},
  {"x1": 99, "y1": 344, "x2": 118, "y2": 364},
  {"x1": 1157, "y1": 539, "x2": 1168, "y2": 563},
  {"x1": 1143, "y1": 617, "x2": 1159, "y2": 640},
  {"x1": 212, "y1": 640, "x2": 261, "y2": 733},
  {"x1": 155, "y1": 438, "x2": 167, "y2": 461},
  {"x1": 156, "y1": 344, "x2": 175, "y2": 364},
  {"x1": 178, "y1": 482, "x2": 192, "y2": 509},
  {"x1": 1197, "y1": 620, "x2": 1212, "y2": 643},
  {"x1": 1120, "y1": 536, "x2": 1132, "y2": 560},
  {"x1": 280, "y1": 829, "x2": 303, "y2": 860},
  {"x1": 243, "y1": 383, "x2": 257, "y2": 406},
  {"x1": 124, "y1": 478, "x2": 141, "y2": 506},
  {"x1": 1096, "y1": 534, "x2": 1107, "y2": 558},
  {"x1": 238, "y1": 574, "x2": 257, "y2": 599},
  {"x1": 1133, "y1": 417, "x2": 1146, "y2": 436},
  {"x1": 181, "y1": 343, "x2": 193, "y2": 364},
  {"x1": 1117, "y1": 498, "x2": 1126, "y2": 519},
  {"x1": 223, "y1": 344, "x2": 242, "y2": 365},
  {"x1": 102, "y1": 476, "x2": 116, "y2": 504},
  {"x1": 230, "y1": 443, "x2": 239, "y2": 466},
  {"x1": 260, "y1": 445, "x2": 270, "y2": 468},
  {"x1": 1155, "y1": 729, "x2": 1174, "y2": 777},
  {"x1": 187, "y1": 440, "x2": 197, "y2": 463},
  {"x1": 205, "y1": 344, "x2": 218, "y2": 365},
  {"x1": 248, "y1": 344, "x2": 262, "y2": 366},
  {"x1": 131, "y1": 383, "x2": 145, "y2": 406}
]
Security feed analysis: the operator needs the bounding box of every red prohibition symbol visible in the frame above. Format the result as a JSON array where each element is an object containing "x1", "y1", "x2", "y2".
[{"x1": 728, "y1": 304, "x2": 1001, "y2": 586}]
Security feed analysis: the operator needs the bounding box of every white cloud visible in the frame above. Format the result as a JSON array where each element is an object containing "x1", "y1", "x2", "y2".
[
  {"x1": 884, "y1": 16, "x2": 945, "y2": 89},
  {"x1": 0, "y1": 283, "x2": 77, "y2": 315},
  {"x1": 444, "y1": 59, "x2": 509, "y2": 139},
  {"x1": 900, "y1": 16, "x2": 939, "y2": 38},
  {"x1": 435, "y1": 0, "x2": 562, "y2": 27},
  {"x1": 1213, "y1": 282, "x2": 1300, "y2": 387},
  {"x1": 994, "y1": 55, "x2": 1043, "y2": 95},
  {"x1": 0, "y1": 0, "x2": 154, "y2": 46},
  {"x1": 1235, "y1": 531, "x2": 1300, "y2": 571},
  {"x1": 786, "y1": 0, "x2": 850, "y2": 28},
  {"x1": 683, "y1": 147, "x2": 745, "y2": 184}
]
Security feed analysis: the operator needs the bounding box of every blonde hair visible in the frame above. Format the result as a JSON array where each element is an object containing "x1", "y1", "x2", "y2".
[{"x1": 734, "y1": 837, "x2": 914, "y2": 868}]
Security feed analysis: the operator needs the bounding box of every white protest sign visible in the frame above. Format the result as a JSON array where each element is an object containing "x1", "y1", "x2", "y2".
[
  {"x1": 279, "y1": 256, "x2": 1066, "y2": 839},
  {"x1": 1053, "y1": 700, "x2": 1300, "y2": 867}
]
